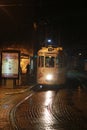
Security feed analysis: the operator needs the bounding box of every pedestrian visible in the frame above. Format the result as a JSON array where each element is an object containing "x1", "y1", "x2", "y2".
[{"x1": 26, "y1": 63, "x2": 30, "y2": 75}]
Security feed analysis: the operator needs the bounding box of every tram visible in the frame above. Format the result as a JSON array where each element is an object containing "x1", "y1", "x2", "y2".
[{"x1": 37, "y1": 45, "x2": 67, "y2": 85}]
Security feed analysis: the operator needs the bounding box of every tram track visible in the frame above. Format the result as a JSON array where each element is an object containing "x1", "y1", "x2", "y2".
[
  {"x1": 9, "y1": 82, "x2": 87, "y2": 130},
  {"x1": 0, "y1": 93, "x2": 21, "y2": 130},
  {"x1": 11, "y1": 91, "x2": 55, "y2": 129},
  {"x1": 9, "y1": 91, "x2": 34, "y2": 130}
]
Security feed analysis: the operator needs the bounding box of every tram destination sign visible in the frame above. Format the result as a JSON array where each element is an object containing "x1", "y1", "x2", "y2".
[{"x1": 1, "y1": 50, "x2": 20, "y2": 79}]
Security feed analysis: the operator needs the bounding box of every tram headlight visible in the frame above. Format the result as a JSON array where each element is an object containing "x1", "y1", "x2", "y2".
[{"x1": 46, "y1": 74, "x2": 53, "y2": 81}]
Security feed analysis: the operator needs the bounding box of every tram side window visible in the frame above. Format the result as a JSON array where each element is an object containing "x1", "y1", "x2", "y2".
[
  {"x1": 56, "y1": 57, "x2": 59, "y2": 67},
  {"x1": 38, "y1": 56, "x2": 44, "y2": 67},
  {"x1": 45, "y1": 56, "x2": 55, "y2": 67},
  {"x1": 57, "y1": 55, "x2": 64, "y2": 68}
]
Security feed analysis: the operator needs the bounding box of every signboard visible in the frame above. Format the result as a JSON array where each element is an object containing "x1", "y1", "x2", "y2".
[{"x1": 1, "y1": 50, "x2": 20, "y2": 79}]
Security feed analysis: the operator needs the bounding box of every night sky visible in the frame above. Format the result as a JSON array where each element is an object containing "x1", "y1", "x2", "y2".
[{"x1": 0, "y1": 0, "x2": 87, "y2": 51}]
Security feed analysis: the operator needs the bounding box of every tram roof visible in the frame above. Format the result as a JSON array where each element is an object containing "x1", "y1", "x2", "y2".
[{"x1": 38, "y1": 46, "x2": 63, "y2": 53}]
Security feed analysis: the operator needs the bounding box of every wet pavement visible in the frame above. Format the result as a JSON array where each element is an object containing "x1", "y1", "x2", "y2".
[
  {"x1": 0, "y1": 85, "x2": 33, "y2": 130},
  {"x1": 13, "y1": 85, "x2": 87, "y2": 130},
  {"x1": 0, "y1": 70, "x2": 87, "y2": 130}
]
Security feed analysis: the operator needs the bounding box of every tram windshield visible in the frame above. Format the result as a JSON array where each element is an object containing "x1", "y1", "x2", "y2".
[{"x1": 45, "y1": 56, "x2": 55, "y2": 67}]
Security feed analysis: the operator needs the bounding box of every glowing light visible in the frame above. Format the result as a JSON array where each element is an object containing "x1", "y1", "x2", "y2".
[
  {"x1": 46, "y1": 74, "x2": 53, "y2": 81},
  {"x1": 78, "y1": 52, "x2": 82, "y2": 56},
  {"x1": 47, "y1": 39, "x2": 51, "y2": 43}
]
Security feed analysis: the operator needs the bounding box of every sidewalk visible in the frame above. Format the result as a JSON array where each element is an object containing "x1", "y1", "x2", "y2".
[{"x1": 0, "y1": 84, "x2": 33, "y2": 99}]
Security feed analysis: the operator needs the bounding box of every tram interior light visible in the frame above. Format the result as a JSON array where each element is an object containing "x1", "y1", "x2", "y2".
[{"x1": 46, "y1": 74, "x2": 53, "y2": 81}]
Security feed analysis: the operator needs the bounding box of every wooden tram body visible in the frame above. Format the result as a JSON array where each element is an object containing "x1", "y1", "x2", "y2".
[{"x1": 37, "y1": 45, "x2": 67, "y2": 85}]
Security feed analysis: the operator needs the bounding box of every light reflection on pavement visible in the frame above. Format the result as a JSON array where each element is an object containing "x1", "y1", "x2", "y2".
[
  {"x1": 14, "y1": 86, "x2": 87, "y2": 130},
  {"x1": 0, "y1": 82, "x2": 87, "y2": 130}
]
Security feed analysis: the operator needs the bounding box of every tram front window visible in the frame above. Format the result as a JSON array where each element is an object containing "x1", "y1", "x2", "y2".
[
  {"x1": 38, "y1": 56, "x2": 44, "y2": 67},
  {"x1": 45, "y1": 56, "x2": 55, "y2": 67}
]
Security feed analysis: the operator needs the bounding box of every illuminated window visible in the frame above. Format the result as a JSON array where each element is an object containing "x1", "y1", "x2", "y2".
[
  {"x1": 38, "y1": 56, "x2": 44, "y2": 67},
  {"x1": 45, "y1": 56, "x2": 55, "y2": 67}
]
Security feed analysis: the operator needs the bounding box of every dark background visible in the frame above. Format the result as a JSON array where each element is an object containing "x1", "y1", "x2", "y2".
[{"x1": 0, "y1": 0, "x2": 87, "y2": 52}]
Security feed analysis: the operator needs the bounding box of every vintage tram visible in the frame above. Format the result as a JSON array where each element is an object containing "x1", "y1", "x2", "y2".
[{"x1": 37, "y1": 45, "x2": 67, "y2": 85}]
